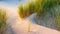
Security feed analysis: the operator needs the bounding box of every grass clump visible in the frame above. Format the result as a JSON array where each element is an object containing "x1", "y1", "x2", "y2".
[{"x1": 0, "y1": 8, "x2": 7, "y2": 34}]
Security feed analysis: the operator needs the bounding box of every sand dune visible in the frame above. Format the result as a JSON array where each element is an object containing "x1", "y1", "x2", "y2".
[{"x1": 0, "y1": 5, "x2": 60, "y2": 34}]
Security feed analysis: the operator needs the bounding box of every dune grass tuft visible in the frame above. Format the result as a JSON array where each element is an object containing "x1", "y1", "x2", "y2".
[{"x1": 0, "y1": 8, "x2": 7, "y2": 34}]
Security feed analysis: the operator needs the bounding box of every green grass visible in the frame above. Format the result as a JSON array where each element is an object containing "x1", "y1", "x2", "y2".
[{"x1": 18, "y1": 0, "x2": 60, "y2": 18}]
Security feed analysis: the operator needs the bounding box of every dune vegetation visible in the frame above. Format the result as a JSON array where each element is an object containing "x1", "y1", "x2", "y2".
[
  {"x1": 0, "y1": 8, "x2": 7, "y2": 34},
  {"x1": 18, "y1": 0, "x2": 60, "y2": 31}
]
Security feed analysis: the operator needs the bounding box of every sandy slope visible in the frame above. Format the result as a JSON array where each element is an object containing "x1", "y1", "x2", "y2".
[{"x1": 0, "y1": 5, "x2": 60, "y2": 34}]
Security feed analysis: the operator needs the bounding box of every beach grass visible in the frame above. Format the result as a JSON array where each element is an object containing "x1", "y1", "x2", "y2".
[{"x1": 0, "y1": 8, "x2": 7, "y2": 34}]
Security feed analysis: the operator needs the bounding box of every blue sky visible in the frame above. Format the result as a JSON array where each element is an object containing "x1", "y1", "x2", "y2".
[{"x1": 0, "y1": 0, "x2": 28, "y2": 7}]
